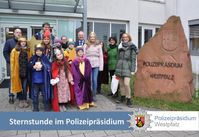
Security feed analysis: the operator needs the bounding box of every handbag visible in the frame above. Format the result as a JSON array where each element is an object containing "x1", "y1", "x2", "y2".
[{"x1": 111, "y1": 75, "x2": 120, "y2": 94}]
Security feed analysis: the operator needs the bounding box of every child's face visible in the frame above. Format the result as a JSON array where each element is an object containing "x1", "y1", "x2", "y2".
[
  {"x1": 20, "y1": 41, "x2": 26, "y2": 47},
  {"x1": 36, "y1": 50, "x2": 43, "y2": 56},
  {"x1": 56, "y1": 52, "x2": 63, "y2": 60},
  {"x1": 43, "y1": 38, "x2": 50, "y2": 45},
  {"x1": 77, "y1": 50, "x2": 84, "y2": 57},
  {"x1": 69, "y1": 44, "x2": 74, "y2": 49}
]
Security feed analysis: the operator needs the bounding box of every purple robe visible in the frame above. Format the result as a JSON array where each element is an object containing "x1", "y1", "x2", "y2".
[{"x1": 71, "y1": 58, "x2": 93, "y2": 106}]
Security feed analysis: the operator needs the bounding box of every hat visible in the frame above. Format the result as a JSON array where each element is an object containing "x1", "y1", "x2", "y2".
[
  {"x1": 54, "y1": 48, "x2": 62, "y2": 55},
  {"x1": 18, "y1": 37, "x2": 27, "y2": 42},
  {"x1": 54, "y1": 37, "x2": 62, "y2": 44},
  {"x1": 76, "y1": 46, "x2": 84, "y2": 53},
  {"x1": 67, "y1": 41, "x2": 75, "y2": 46},
  {"x1": 35, "y1": 43, "x2": 44, "y2": 51},
  {"x1": 43, "y1": 30, "x2": 51, "y2": 39}
]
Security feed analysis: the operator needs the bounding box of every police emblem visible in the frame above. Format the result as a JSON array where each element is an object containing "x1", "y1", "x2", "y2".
[
  {"x1": 128, "y1": 109, "x2": 151, "y2": 131},
  {"x1": 135, "y1": 115, "x2": 145, "y2": 128}
]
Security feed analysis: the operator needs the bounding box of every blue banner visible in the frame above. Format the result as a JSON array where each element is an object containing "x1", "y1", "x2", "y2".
[{"x1": 0, "y1": 112, "x2": 134, "y2": 130}]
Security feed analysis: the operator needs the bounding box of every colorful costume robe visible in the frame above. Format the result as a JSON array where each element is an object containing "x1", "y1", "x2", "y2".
[{"x1": 71, "y1": 57, "x2": 94, "y2": 109}]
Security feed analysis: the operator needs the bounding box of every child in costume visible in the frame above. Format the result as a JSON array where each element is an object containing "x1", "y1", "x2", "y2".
[
  {"x1": 51, "y1": 48, "x2": 74, "y2": 112},
  {"x1": 10, "y1": 36, "x2": 32, "y2": 108},
  {"x1": 63, "y1": 41, "x2": 76, "y2": 104},
  {"x1": 41, "y1": 30, "x2": 52, "y2": 62},
  {"x1": 63, "y1": 41, "x2": 76, "y2": 64},
  {"x1": 71, "y1": 46, "x2": 95, "y2": 110},
  {"x1": 28, "y1": 44, "x2": 51, "y2": 111}
]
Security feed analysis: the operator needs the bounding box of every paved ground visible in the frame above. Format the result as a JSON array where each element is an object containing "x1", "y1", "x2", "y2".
[{"x1": 0, "y1": 88, "x2": 199, "y2": 137}]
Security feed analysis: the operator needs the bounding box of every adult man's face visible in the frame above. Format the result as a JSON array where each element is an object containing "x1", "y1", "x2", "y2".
[
  {"x1": 78, "y1": 31, "x2": 84, "y2": 41},
  {"x1": 43, "y1": 25, "x2": 50, "y2": 32},
  {"x1": 61, "y1": 37, "x2": 68, "y2": 44},
  {"x1": 14, "y1": 29, "x2": 22, "y2": 39}
]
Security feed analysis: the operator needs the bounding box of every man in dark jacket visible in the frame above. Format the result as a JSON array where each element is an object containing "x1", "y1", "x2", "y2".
[
  {"x1": 75, "y1": 31, "x2": 85, "y2": 47},
  {"x1": 61, "y1": 35, "x2": 68, "y2": 50},
  {"x1": 3, "y1": 28, "x2": 22, "y2": 104}
]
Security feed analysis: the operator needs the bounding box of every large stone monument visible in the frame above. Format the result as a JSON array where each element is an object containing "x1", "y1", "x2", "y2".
[{"x1": 134, "y1": 16, "x2": 194, "y2": 102}]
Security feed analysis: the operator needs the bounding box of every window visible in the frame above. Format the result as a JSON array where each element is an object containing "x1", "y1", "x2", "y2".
[
  {"x1": 138, "y1": 26, "x2": 142, "y2": 49},
  {"x1": 75, "y1": 21, "x2": 93, "y2": 40},
  {"x1": 31, "y1": 26, "x2": 42, "y2": 36},
  {"x1": 5, "y1": 27, "x2": 28, "y2": 41},
  {"x1": 94, "y1": 22, "x2": 110, "y2": 45},
  {"x1": 155, "y1": 27, "x2": 160, "y2": 33},
  {"x1": 190, "y1": 25, "x2": 199, "y2": 55},
  {"x1": 144, "y1": 29, "x2": 153, "y2": 43},
  {"x1": 111, "y1": 24, "x2": 126, "y2": 43},
  {"x1": 138, "y1": 25, "x2": 161, "y2": 48},
  {"x1": 58, "y1": 20, "x2": 75, "y2": 39},
  {"x1": 142, "y1": 0, "x2": 165, "y2": 3},
  {"x1": 75, "y1": 21, "x2": 126, "y2": 45}
]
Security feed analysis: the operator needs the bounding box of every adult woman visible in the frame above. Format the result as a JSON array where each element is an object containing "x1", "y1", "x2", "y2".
[
  {"x1": 83, "y1": 32, "x2": 103, "y2": 101},
  {"x1": 107, "y1": 37, "x2": 118, "y2": 97},
  {"x1": 115, "y1": 33, "x2": 137, "y2": 107}
]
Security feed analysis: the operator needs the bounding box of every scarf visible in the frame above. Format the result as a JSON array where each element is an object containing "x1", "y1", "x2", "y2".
[
  {"x1": 109, "y1": 44, "x2": 117, "y2": 49},
  {"x1": 122, "y1": 42, "x2": 132, "y2": 48}
]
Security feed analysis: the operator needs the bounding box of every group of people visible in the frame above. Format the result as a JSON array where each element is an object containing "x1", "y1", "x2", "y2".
[{"x1": 3, "y1": 22, "x2": 137, "y2": 112}]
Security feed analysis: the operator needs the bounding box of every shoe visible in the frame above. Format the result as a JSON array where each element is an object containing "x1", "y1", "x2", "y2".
[
  {"x1": 33, "y1": 109, "x2": 39, "y2": 112},
  {"x1": 97, "y1": 91, "x2": 101, "y2": 94},
  {"x1": 79, "y1": 103, "x2": 88, "y2": 110},
  {"x1": 59, "y1": 106, "x2": 63, "y2": 112},
  {"x1": 93, "y1": 95, "x2": 97, "y2": 102},
  {"x1": 92, "y1": 92, "x2": 97, "y2": 102},
  {"x1": 116, "y1": 96, "x2": 125, "y2": 104},
  {"x1": 89, "y1": 102, "x2": 97, "y2": 107},
  {"x1": 18, "y1": 100, "x2": 24, "y2": 108},
  {"x1": 108, "y1": 93, "x2": 113, "y2": 96},
  {"x1": 112, "y1": 94, "x2": 119, "y2": 99},
  {"x1": 126, "y1": 98, "x2": 133, "y2": 108},
  {"x1": 9, "y1": 96, "x2": 14, "y2": 104},
  {"x1": 23, "y1": 100, "x2": 29, "y2": 108},
  {"x1": 62, "y1": 105, "x2": 67, "y2": 112},
  {"x1": 33, "y1": 104, "x2": 39, "y2": 111}
]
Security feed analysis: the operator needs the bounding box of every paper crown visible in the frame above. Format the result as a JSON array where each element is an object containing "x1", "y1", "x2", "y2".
[
  {"x1": 68, "y1": 41, "x2": 75, "y2": 46},
  {"x1": 35, "y1": 43, "x2": 44, "y2": 51},
  {"x1": 18, "y1": 37, "x2": 27, "y2": 42},
  {"x1": 76, "y1": 46, "x2": 84, "y2": 53},
  {"x1": 54, "y1": 48, "x2": 62, "y2": 55},
  {"x1": 43, "y1": 29, "x2": 51, "y2": 39}
]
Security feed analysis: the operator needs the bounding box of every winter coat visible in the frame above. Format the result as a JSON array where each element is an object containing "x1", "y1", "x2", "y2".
[
  {"x1": 107, "y1": 44, "x2": 118, "y2": 71},
  {"x1": 3, "y1": 38, "x2": 18, "y2": 64},
  {"x1": 115, "y1": 42, "x2": 137, "y2": 77},
  {"x1": 28, "y1": 54, "x2": 52, "y2": 101},
  {"x1": 10, "y1": 48, "x2": 32, "y2": 93}
]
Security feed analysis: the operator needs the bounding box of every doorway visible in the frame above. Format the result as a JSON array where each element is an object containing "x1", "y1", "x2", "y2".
[{"x1": 0, "y1": 25, "x2": 30, "y2": 82}]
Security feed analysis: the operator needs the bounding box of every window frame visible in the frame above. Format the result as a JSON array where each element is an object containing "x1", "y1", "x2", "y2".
[{"x1": 189, "y1": 21, "x2": 199, "y2": 56}]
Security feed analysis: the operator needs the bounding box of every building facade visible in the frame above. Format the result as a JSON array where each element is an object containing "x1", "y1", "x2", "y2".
[{"x1": 0, "y1": 0, "x2": 199, "y2": 83}]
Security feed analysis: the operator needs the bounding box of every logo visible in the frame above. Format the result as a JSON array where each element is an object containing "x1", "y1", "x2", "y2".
[
  {"x1": 135, "y1": 115, "x2": 145, "y2": 128},
  {"x1": 128, "y1": 109, "x2": 151, "y2": 131}
]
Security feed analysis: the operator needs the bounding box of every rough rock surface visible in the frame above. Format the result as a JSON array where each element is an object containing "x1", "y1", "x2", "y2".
[{"x1": 134, "y1": 16, "x2": 194, "y2": 102}]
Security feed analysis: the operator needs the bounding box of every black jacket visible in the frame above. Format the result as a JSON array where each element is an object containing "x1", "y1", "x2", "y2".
[{"x1": 3, "y1": 38, "x2": 18, "y2": 64}]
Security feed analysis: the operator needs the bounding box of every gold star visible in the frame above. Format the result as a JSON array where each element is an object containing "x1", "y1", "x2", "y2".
[{"x1": 27, "y1": 36, "x2": 42, "y2": 55}]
